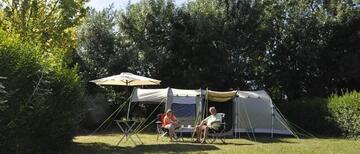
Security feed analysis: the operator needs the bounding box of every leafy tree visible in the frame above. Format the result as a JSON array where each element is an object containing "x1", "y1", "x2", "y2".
[
  {"x1": 119, "y1": 0, "x2": 176, "y2": 81},
  {"x1": 0, "y1": 0, "x2": 87, "y2": 53},
  {"x1": 76, "y1": 7, "x2": 117, "y2": 80}
]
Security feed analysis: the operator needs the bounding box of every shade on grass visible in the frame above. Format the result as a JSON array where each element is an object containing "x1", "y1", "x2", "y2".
[{"x1": 65, "y1": 133, "x2": 360, "y2": 154}]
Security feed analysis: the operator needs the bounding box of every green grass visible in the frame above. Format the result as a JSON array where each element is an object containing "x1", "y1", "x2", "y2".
[{"x1": 64, "y1": 133, "x2": 360, "y2": 154}]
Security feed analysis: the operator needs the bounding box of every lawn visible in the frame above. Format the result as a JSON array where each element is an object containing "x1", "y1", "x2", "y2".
[{"x1": 65, "y1": 133, "x2": 360, "y2": 154}]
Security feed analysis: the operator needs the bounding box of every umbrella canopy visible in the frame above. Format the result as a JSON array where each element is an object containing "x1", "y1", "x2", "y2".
[{"x1": 90, "y1": 72, "x2": 161, "y2": 86}]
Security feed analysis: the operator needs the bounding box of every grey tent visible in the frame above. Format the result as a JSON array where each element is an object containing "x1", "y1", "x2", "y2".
[{"x1": 130, "y1": 88, "x2": 296, "y2": 137}]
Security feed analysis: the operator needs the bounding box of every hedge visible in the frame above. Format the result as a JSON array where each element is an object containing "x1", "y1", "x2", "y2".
[
  {"x1": 328, "y1": 91, "x2": 360, "y2": 138},
  {"x1": 0, "y1": 30, "x2": 85, "y2": 153}
]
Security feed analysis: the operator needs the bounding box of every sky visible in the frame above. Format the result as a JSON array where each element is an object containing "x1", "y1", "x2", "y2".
[{"x1": 86, "y1": 0, "x2": 188, "y2": 11}]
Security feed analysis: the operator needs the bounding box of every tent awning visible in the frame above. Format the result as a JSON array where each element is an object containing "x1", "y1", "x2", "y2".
[{"x1": 207, "y1": 90, "x2": 237, "y2": 102}]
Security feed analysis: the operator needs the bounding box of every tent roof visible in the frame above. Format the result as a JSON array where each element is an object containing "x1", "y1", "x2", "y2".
[
  {"x1": 130, "y1": 88, "x2": 272, "y2": 103},
  {"x1": 130, "y1": 88, "x2": 202, "y2": 103},
  {"x1": 170, "y1": 88, "x2": 202, "y2": 97},
  {"x1": 130, "y1": 88, "x2": 168, "y2": 103},
  {"x1": 236, "y1": 90, "x2": 272, "y2": 102}
]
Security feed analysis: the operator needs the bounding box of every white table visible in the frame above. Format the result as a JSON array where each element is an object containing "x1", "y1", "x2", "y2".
[{"x1": 176, "y1": 125, "x2": 196, "y2": 141}]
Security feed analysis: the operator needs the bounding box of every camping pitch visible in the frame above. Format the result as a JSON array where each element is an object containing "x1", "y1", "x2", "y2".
[{"x1": 129, "y1": 88, "x2": 297, "y2": 138}]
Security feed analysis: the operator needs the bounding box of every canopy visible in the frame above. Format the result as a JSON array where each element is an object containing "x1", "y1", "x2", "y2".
[
  {"x1": 90, "y1": 72, "x2": 161, "y2": 86},
  {"x1": 207, "y1": 90, "x2": 237, "y2": 102},
  {"x1": 90, "y1": 72, "x2": 161, "y2": 133}
]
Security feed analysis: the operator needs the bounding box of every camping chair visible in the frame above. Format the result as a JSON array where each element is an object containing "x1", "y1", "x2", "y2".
[
  {"x1": 203, "y1": 113, "x2": 226, "y2": 144},
  {"x1": 155, "y1": 113, "x2": 180, "y2": 141}
]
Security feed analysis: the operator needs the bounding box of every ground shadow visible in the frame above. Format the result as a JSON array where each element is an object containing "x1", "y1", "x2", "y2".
[
  {"x1": 211, "y1": 142, "x2": 254, "y2": 146},
  {"x1": 64, "y1": 142, "x2": 219, "y2": 154},
  {"x1": 132, "y1": 144, "x2": 219, "y2": 153},
  {"x1": 180, "y1": 140, "x2": 254, "y2": 146},
  {"x1": 64, "y1": 143, "x2": 129, "y2": 154},
  {"x1": 239, "y1": 136, "x2": 298, "y2": 144}
]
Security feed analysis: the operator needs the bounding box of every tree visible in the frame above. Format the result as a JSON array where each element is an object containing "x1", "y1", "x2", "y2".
[
  {"x1": 0, "y1": 0, "x2": 87, "y2": 52},
  {"x1": 76, "y1": 7, "x2": 117, "y2": 80}
]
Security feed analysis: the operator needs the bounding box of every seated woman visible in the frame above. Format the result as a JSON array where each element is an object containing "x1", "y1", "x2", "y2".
[
  {"x1": 194, "y1": 107, "x2": 222, "y2": 143},
  {"x1": 162, "y1": 109, "x2": 180, "y2": 142}
]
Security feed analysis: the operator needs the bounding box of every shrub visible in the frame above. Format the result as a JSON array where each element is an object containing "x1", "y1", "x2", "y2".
[
  {"x1": 328, "y1": 91, "x2": 360, "y2": 138},
  {"x1": 278, "y1": 97, "x2": 340, "y2": 136},
  {"x1": 0, "y1": 30, "x2": 84, "y2": 153}
]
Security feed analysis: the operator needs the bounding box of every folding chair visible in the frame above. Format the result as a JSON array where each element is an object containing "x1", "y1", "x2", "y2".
[
  {"x1": 155, "y1": 113, "x2": 180, "y2": 141},
  {"x1": 204, "y1": 113, "x2": 226, "y2": 144}
]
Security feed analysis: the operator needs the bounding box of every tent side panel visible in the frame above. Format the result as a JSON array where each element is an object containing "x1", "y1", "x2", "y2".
[{"x1": 233, "y1": 91, "x2": 292, "y2": 135}]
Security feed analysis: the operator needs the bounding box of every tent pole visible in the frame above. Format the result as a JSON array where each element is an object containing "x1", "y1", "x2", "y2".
[
  {"x1": 126, "y1": 86, "x2": 134, "y2": 120},
  {"x1": 127, "y1": 101, "x2": 131, "y2": 120},
  {"x1": 235, "y1": 91, "x2": 240, "y2": 139},
  {"x1": 271, "y1": 104, "x2": 274, "y2": 139},
  {"x1": 237, "y1": 97, "x2": 240, "y2": 139}
]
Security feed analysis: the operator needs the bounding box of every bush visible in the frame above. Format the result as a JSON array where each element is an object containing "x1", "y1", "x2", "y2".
[
  {"x1": 328, "y1": 91, "x2": 360, "y2": 138},
  {"x1": 0, "y1": 30, "x2": 84, "y2": 153},
  {"x1": 278, "y1": 97, "x2": 340, "y2": 136}
]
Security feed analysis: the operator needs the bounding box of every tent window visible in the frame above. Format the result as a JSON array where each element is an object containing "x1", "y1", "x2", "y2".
[
  {"x1": 171, "y1": 103, "x2": 196, "y2": 117},
  {"x1": 172, "y1": 96, "x2": 196, "y2": 104}
]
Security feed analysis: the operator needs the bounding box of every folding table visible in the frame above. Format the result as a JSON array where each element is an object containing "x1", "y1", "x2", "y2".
[
  {"x1": 115, "y1": 119, "x2": 143, "y2": 145},
  {"x1": 176, "y1": 125, "x2": 195, "y2": 141}
]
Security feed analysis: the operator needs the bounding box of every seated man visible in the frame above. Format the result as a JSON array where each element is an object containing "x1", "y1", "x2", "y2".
[
  {"x1": 162, "y1": 109, "x2": 180, "y2": 142},
  {"x1": 194, "y1": 107, "x2": 222, "y2": 143}
]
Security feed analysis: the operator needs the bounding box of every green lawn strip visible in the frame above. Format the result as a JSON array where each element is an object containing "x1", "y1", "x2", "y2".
[{"x1": 65, "y1": 134, "x2": 360, "y2": 154}]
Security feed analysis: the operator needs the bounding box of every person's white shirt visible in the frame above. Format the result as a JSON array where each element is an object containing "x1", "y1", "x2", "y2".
[{"x1": 203, "y1": 113, "x2": 222, "y2": 126}]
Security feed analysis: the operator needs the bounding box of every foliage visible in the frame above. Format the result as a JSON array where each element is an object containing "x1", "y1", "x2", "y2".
[
  {"x1": 76, "y1": 7, "x2": 117, "y2": 80},
  {"x1": 76, "y1": 0, "x2": 360, "y2": 102},
  {"x1": 278, "y1": 97, "x2": 340, "y2": 136},
  {"x1": 0, "y1": 30, "x2": 84, "y2": 153},
  {"x1": 0, "y1": 0, "x2": 88, "y2": 63},
  {"x1": 75, "y1": 7, "x2": 140, "y2": 81},
  {"x1": 328, "y1": 91, "x2": 360, "y2": 138}
]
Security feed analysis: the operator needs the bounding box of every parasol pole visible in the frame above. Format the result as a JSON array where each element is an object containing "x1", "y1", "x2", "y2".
[{"x1": 126, "y1": 80, "x2": 131, "y2": 120}]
